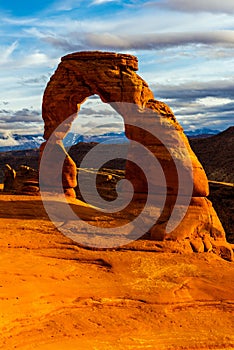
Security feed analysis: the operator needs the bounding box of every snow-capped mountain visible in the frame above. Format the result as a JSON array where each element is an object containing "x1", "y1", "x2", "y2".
[
  {"x1": 0, "y1": 129, "x2": 221, "y2": 152},
  {"x1": 0, "y1": 134, "x2": 45, "y2": 152},
  {"x1": 0, "y1": 132, "x2": 128, "y2": 152},
  {"x1": 184, "y1": 128, "x2": 221, "y2": 138},
  {"x1": 64, "y1": 131, "x2": 128, "y2": 145}
]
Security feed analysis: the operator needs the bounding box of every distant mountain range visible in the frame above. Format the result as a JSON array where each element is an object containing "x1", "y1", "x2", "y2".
[
  {"x1": 0, "y1": 128, "x2": 221, "y2": 152},
  {"x1": 184, "y1": 128, "x2": 221, "y2": 138},
  {"x1": 64, "y1": 131, "x2": 128, "y2": 146},
  {"x1": 0, "y1": 134, "x2": 45, "y2": 152},
  {"x1": 0, "y1": 132, "x2": 129, "y2": 152}
]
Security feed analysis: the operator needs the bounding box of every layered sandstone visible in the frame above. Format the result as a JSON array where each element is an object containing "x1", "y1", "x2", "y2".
[{"x1": 40, "y1": 51, "x2": 232, "y2": 259}]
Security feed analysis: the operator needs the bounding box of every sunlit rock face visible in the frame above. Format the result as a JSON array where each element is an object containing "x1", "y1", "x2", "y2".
[{"x1": 40, "y1": 51, "x2": 232, "y2": 260}]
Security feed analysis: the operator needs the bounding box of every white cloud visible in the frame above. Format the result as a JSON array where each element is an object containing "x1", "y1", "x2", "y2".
[
  {"x1": 91, "y1": 0, "x2": 119, "y2": 4},
  {"x1": 149, "y1": 0, "x2": 234, "y2": 14},
  {"x1": 47, "y1": 0, "x2": 119, "y2": 11},
  {"x1": 197, "y1": 97, "x2": 233, "y2": 107},
  {"x1": 0, "y1": 41, "x2": 18, "y2": 64},
  {"x1": 38, "y1": 30, "x2": 234, "y2": 52},
  {"x1": 0, "y1": 131, "x2": 20, "y2": 147},
  {"x1": 22, "y1": 52, "x2": 53, "y2": 66},
  {"x1": 2, "y1": 17, "x2": 37, "y2": 25}
]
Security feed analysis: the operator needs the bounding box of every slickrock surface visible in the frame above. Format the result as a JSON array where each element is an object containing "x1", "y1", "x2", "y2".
[
  {"x1": 0, "y1": 193, "x2": 234, "y2": 350},
  {"x1": 41, "y1": 51, "x2": 231, "y2": 257}
]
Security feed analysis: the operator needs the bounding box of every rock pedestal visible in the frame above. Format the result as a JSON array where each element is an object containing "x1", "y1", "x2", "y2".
[{"x1": 40, "y1": 51, "x2": 232, "y2": 260}]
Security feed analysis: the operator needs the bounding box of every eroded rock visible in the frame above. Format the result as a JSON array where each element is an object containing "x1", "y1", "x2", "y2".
[
  {"x1": 40, "y1": 51, "x2": 231, "y2": 257},
  {"x1": 2, "y1": 164, "x2": 39, "y2": 195}
]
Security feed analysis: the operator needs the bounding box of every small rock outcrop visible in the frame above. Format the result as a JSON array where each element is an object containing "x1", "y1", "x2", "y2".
[
  {"x1": 40, "y1": 51, "x2": 232, "y2": 260},
  {"x1": 2, "y1": 164, "x2": 39, "y2": 195},
  {"x1": 3, "y1": 164, "x2": 16, "y2": 191}
]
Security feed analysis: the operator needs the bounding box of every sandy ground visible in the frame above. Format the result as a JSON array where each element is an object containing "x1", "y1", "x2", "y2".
[{"x1": 0, "y1": 193, "x2": 233, "y2": 349}]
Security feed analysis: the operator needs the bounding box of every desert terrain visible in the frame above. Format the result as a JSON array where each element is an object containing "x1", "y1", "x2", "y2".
[
  {"x1": 0, "y1": 191, "x2": 234, "y2": 350},
  {"x1": 0, "y1": 127, "x2": 233, "y2": 349},
  {"x1": 0, "y1": 2, "x2": 233, "y2": 348}
]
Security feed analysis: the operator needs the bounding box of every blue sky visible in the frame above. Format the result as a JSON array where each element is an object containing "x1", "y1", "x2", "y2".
[{"x1": 0, "y1": 0, "x2": 234, "y2": 142}]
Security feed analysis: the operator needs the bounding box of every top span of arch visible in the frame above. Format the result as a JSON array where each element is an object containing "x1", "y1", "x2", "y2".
[
  {"x1": 61, "y1": 51, "x2": 139, "y2": 71},
  {"x1": 42, "y1": 50, "x2": 155, "y2": 140}
]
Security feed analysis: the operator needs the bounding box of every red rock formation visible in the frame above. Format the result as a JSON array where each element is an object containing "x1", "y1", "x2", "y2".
[{"x1": 40, "y1": 51, "x2": 232, "y2": 259}]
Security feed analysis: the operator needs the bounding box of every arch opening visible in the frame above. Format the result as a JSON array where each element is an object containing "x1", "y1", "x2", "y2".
[{"x1": 65, "y1": 95, "x2": 130, "y2": 204}]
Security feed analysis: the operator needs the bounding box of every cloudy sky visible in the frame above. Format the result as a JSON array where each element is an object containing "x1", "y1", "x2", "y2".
[{"x1": 0, "y1": 0, "x2": 234, "y2": 141}]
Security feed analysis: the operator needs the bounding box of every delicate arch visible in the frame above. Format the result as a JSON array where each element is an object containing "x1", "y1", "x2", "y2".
[{"x1": 40, "y1": 51, "x2": 229, "y2": 254}]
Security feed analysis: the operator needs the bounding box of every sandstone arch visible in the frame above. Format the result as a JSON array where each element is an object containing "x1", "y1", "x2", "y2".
[{"x1": 40, "y1": 51, "x2": 232, "y2": 259}]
